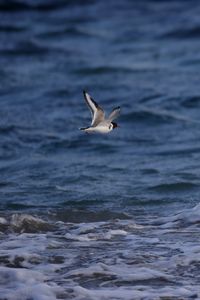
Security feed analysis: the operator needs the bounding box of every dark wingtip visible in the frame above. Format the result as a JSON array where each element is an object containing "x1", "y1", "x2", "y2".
[{"x1": 83, "y1": 90, "x2": 87, "y2": 96}]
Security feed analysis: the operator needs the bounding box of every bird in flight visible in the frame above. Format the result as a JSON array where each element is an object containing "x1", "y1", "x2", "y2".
[{"x1": 80, "y1": 91, "x2": 120, "y2": 134}]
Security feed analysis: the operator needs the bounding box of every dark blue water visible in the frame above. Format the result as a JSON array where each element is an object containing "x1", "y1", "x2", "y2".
[{"x1": 1, "y1": 1, "x2": 200, "y2": 299}]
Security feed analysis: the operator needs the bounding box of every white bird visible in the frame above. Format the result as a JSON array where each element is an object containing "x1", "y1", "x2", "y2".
[{"x1": 80, "y1": 91, "x2": 120, "y2": 134}]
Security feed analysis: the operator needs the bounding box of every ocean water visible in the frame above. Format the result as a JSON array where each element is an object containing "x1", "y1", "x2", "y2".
[{"x1": 1, "y1": 0, "x2": 200, "y2": 299}]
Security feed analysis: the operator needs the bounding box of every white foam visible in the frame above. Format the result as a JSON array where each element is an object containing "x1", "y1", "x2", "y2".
[
  {"x1": 173, "y1": 243, "x2": 200, "y2": 266},
  {"x1": 0, "y1": 217, "x2": 7, "y2": 224},
  {"x1": 67, "y1": 262, "x2": 172, "y2": 283},
  {"x1": 64, "y1": 220, "x2": 129, "y2": 243},
  {"x1": 1, "y1": 207, "x2": 200, "y2": 299},
  {"x1": 72, "y1": 222, "x2": 106, "y2": 234},
  {"x1": 65, "y1": 232, "x2": 97, "y2": 241},
  {"x1": 72, "y1": 285, "x2": 197, "y2": 300},
  {"x1": 0, "y1": 233, "x2": 46, "y2": 267},
  {"x1": 65, "y1": 228, "x2": 127, "y2": 242},
  {"x1": 155, "y1": 203, "x2": 200, "y2": 228},
  {"x1": 0, "y1": 266, "x2": 62, "y2": 300},
  {"x1": 10, "y1": 214, "x2": 49, "y2": 232}
]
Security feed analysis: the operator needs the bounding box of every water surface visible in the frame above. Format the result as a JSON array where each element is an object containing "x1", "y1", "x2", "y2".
[{"x1": 1, "y1": 0, "x2": 200, "y2": 299}]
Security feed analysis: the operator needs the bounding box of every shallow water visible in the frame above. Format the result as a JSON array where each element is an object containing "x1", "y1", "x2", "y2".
[{"x1": 1, "y1": 0, "x2": 200, "y2": 299}]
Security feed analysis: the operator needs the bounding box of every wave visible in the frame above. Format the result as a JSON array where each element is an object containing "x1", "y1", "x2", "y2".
[
  {"x1": 38, "y1": 137, "x2": 91, "y2": 154},
  {"x1": 123, "y1": 110, "x2": 168, "y2": 124},
  {"x1": 39, "y1": 27, "x2": 99, "y2": 39},
  {"x1": 0, "y1": 25, "x2": 26, "y2": 33},
  {"x1": 0, "y1": 124, "x2": 16, "y2": 134},
  {"x1": 52, "y1": 209, "x2": 131, "y2": 223},
  {"x1": 151, "y1": 202, "x2": 200, "y2": 228},
  {"x1": 0, "y1": 40, "x2": 49, "y2": 56},
  {"x1": 1, "y1": 205, "x2": 200, "y2": 299},
  {"x1": 181, "y1": 96, "x2": 200, "y2": 108},
  {"x1": 148, "y1": 181, "x2": 198, "y2": 192},
  {"x1": 39, "y1": 136, "x2": 118, "y2": 155},
  {"x1": 0, "y1": 0, "x2": 68, "y2": 11},
  {"x1": 162, "y1": 26, "x2": 200, "y2": 40},
  {"x1": 74, "y1": 63, "x2": 162, "y2": 76},
  {"x1": 74, "y1": 66, "x2": 134, "y2": 76},
  {"x1": 156, "y1": 145, "x2": 200, "y2": 156},
  {"x1": 123, "y1": 107, "x2": 200, "y2": 125},
  {"x1": 0, "y1": 266, "x2": 61, "y2": 300},
  {"x1": 0, "y1": 214, "x2": 52, "y2": 233}
]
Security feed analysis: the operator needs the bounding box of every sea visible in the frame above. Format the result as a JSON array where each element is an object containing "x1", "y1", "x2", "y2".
[{"x1": 1, "y1": 0, "x2": 200, "y2": 299}]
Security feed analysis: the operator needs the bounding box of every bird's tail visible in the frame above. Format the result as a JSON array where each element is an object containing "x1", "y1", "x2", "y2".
[{"x1": 79, "y1": 127, "x2": 89, "y2": 131}]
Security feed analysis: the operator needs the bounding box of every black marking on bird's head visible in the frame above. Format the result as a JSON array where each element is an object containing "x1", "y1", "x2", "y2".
[{"x1": 111, "y1": 122, "x2": 118, "y2": 129}]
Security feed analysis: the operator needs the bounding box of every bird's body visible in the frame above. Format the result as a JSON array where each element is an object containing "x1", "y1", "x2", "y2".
[
  {"x1": 81, "y1": 122, "x2": 113, "y2": 133},
  {"x1": 80, "y1": 91, "x2": 120, "y2": 134}
]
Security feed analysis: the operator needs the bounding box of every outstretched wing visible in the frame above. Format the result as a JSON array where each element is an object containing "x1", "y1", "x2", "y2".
[
  {"x1": 108, "y1": 106, "x2": 120, "y2": 121},
  {"x1": 83, "y1": 91, "x2": 105, "y2": 127}
]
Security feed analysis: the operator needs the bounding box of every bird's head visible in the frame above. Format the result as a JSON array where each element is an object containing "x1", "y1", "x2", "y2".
[{"x1": 111, "y1": 122, "x2": 118, "y2": 129}]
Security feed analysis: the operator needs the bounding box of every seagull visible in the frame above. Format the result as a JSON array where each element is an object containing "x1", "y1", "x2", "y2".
[{"x1": 80, "y1": 91, "x2": 120, "y2": 134}]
